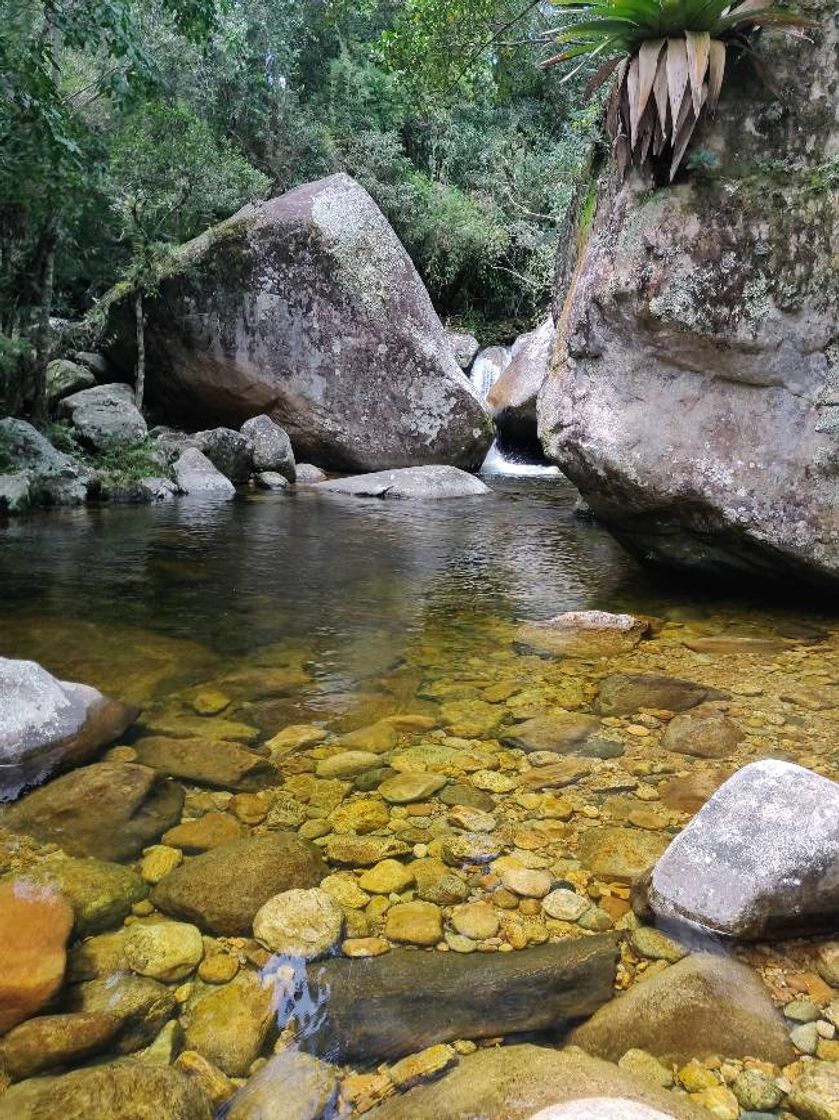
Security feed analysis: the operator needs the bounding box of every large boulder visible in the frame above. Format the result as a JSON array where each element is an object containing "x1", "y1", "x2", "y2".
[
  {"x1": 644, "y1": 760, "x2": 839, "y2": 939},
  {"x1": 539, "y1": 2, "x2": 839, "y2": 587},
  {"x1": 303, "y1": 937, "x2": 618, "y2": 1062},
  {"x1": 240, "y1": 414, "x2": 295, "y2": 480},
  {"x1": 0, "y1": 418, "x2": 92, "y2": 511},
  {"x1": 100, "y1": 174, "x2": 492, "y2": 471},
  {"x1": 59, "y1": 383, "x2": 147, "y2": 450},
  {"x1": 46, "y1": 359, "x2": 95, "y2": 401},
  {"x1": 173, "y1": 448, "x2": 236, "y2": 498},
  {"x1": 315, "y1": 465, "x2": 489, "y2": 500},
  {"x1": 0, "y1": 657, "x2": 137, "y2": 799},
  {"x1": 488, "y1": 317, "x2": 555, "y2": 455},
  {"x1": 188, "y1": 427, "x2": 253, "y2": 482}
]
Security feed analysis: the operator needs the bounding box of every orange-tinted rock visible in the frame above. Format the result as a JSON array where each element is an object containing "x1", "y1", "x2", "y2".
[{"x1": 0, "y1": 879, "x2": 73, "y2": 1033}]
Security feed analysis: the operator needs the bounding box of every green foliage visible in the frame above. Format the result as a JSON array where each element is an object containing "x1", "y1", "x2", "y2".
[
  {"x1": 41, "y1": 418, "x2": 80, "y2": 454},
  {"x1": 84, "y1": 439, "x2": 168, "y2": 484},
  {"x1": 543, "y1": 0, "x2": 813, "y2": 179}
]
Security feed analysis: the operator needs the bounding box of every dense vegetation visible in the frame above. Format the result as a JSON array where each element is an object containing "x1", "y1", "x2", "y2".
[{"x1": 0, "y1": 0, "x2": 602, "y2": 416}]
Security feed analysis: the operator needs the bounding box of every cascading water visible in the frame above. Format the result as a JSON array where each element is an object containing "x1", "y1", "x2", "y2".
[{"x1": 469, "y1": 346, "x2": 560, "y2": 478}]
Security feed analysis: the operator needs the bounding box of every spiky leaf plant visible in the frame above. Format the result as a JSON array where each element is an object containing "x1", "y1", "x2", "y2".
[{"x1": 542, "y1": 0, "x2": 814, "y2": 179}]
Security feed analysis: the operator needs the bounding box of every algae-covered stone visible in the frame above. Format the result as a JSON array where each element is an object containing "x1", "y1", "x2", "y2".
[
  {"x1": 182, "y1": 972, "x2": 274, "y2": 1077},
  {"x1": 14, "y1": 856, "x2": 147, "y2": 936},
  {"x1": 133, "y1": 736, "x2": 275, "y2": 791},
  {"x1": 125, "y1": 921, "x2": 204, "y2": 982},
  {"x1": 67, "y1": 974, "x2": 177, "y2": 1053},
  {"x1": 0, "y1": 1011, "x2": 122, "y2": 1081},
  {"x1": 578, "y1": 827, "x2": 669, "y2": 883}
]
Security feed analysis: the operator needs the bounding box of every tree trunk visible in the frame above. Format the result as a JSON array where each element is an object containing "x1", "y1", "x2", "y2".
[
  {"x1": 134, "y1": 285, "x2": 146, "y2": 411},
  {"x1": 32, "y1": 215, "x2": 57, "y2": 422}
]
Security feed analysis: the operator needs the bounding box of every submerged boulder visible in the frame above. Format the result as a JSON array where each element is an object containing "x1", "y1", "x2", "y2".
[
  {"x1": 539, "y1": 4, "x2": 839, "y2": 587},
  {"x1": 516, "y1": 611, "x2": 650, "y2": 659},
  {"x1": 100, "y1": 174, "x2": 492, "y2": 471},
  {"x1": 315, "y1": 465, "x2": 489, "y2": 500},
  {"x1": 644, "y1": 760, "x2": 839, "y2": 939},
  {"x1": 0, "y1": 657, "x2": 137, "y2": 799}
]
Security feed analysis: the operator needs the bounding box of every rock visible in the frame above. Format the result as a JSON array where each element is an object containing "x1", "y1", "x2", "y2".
[
  {"x1": 384, "y1": 901, "x2": 443, "y2": 946},
  {"x1": 441, "y1": 832, "x2": 503, "y2": 866},
  {"x1": 189, "y1": 427, "x2": 253, "y2": 482},
  {"x1": 125, "y1": 921, "x2": 204, "y2": 982},
  {"x1": 786, "y1": 1061, "x2": 839, "y2": 1120},
  {"x1": 330, "y1": 798, "x2": 389, "y2": 834},
  {"x1": 662, "y1": 707, "x2": 745, "y2": 759},
  {"x1": 2, "y1": 761, "x2": 184, "y2": 861},
  {"x1": 294, "y1": 463, "x2": 327, "y2": 484},
  {"x1": 139, "y1": 845, "x2": 182, "y2": 884},
  {"x1": 324, "y1": 835, "x2": 411, "y2": 867},
  {"x1": 73, "y1": 350, "x2": 110, "y2": 378},
  {"x1": 0, "y1": 1061, "x2": 213, "y2": 1120},
  {"x1": 0, "y1": 417, "x2": 92, "y2": 511},
  {"x1": 162, "y1": 813, "x2": 244, "y2": 852},
  {"x1": 646, "y1": 761, "x2": 839, "y2": 939},
  {"x1": 629, "y1": 927, "x2": 687, "y2": 964},
  {"x1": 174, "y1": 1051, "x2": 236, "y2": 1110},
  {"x1": 316, "y1": 465, "x2": 490, "y2": 500},
  {"x1": 0, "y1": 879, "x2": 73, "y2": 1034},
  {"x1": 316, "y1": 751, "x2": 380, "y2": 779},
  {"x1": 173, "y1": 447, "x2": 236, "y2": 498},
  {"x1": 521, "y1": 758, "x2": 590, "y2": 791},
  {"x1": 59, "y1": 382, "x2": 147, "y2": 450},
  {"x1": 241, "y1": 414, "x2": 296, "y2": 480},
  {"x1": 359, "y1": 860, "x2": 415, "y2": 895},
  {"x1": 539, "y1": 6, "x2": 838, "y2": 588},
  {"x1": 451, "y1": 901, "x2": 499, "y2": 940},
  {"x1": 542, "y1": 889, "x2": 590, "y2": 922},
  {"x1": 68, "y1": 929, "x2": 131, "y2": 980},
  {"x1": 487, "y1": 317, "x2": 554, "y2": 455},
  {"x1": 0, "y1": 471, "x2": 33, "y2": 514},
  {"x1": 659, "y1": 768, "x2": 733, "y2": 814},
  {"x1": 439, "y1": 783, "x2": 495, "y2": 811},
  {"x1": 182, "y1": 971, "x2": 274, "y2": 1077},
  {"x1": 412, "y1": 857, "x2": 469, "y2": 905},
  {"x1": 684, "y1": 635, "x2": 790, "y2": 656},
  {"x1": 363, "y1": 1044, "x2": 706, "y2": 1120},
  {"x1": 253, "y1": 887, "x2": 343, "y2": 959},
  {"x1": 0, "y1": 657, "x2": 137, "y2": 799},
  {"x1": 595, "y1": 674, "x2": 722, "y2": 717},
  {"x1": 67, "y1": 974, "x2": 177, "y2": 1053},
  {"x1": 224, "y1": 1049, "x2": 339, "y2": 1120},
  {"x1": 390, "y1": 1044, "x2": 458, "y2": 1089},
  {"x1": 500, "y1": 867, "x2": 552, "y2": 898},
  {"x1": 448, "y1": 331, "x2": 480, "y2": 371},
  {"x1": 305, "y1": 937, "x2": 617, "y2": 1061},
  {"x1": 502, "y1": 713, "x2": 600, "y2": 754},
  {"x1": 379, "y1": 772, "x2": 448, "y2": 803},
  {"x1": 732, "y1": 1069, "x2": 783, "y2": 1111},
  {"x1": 13, "y1": 856, "x2": 147, "y2": 936},
  {"x1": 618, "y1": 1049, "x2": 674, "y2": 1089},
  {"x1": 152, "y1": 833, "x2": 327, "y2": 935},
  {"x1": 0, "y1": 1011, "x2": 122, "y2": 1081},
  {"x1": 569, "y1": 952, "x2": 794, "y2": 1066},
  {"x1": 46, "y1": 358, "x2": 95, "y2": 400},
  {"x1": 578, "y1": 827, "x2": 669, "y2": 882},
  {"x1": 133, "y1": 736, "x2": 275, "y2": 791},
  {"x1": 516, "y1": 611, "x2": 650, "y2": 660},
  {"x1": 101, "y1": 174, "x2": 491, "y2": 471},
  {"x1": 255, "y1": 471, "x2": 288, "y2": 490}
]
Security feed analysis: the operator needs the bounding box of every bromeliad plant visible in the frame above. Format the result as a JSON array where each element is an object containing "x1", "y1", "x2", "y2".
[{"x1": 541, "y1": 0, "x2": 814, "y2": 180}]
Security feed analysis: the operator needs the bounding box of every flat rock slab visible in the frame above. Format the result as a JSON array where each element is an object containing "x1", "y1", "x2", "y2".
[
  {"x1": 502, "y1": 713, "x2": 600, "y2": 754},
  {"x1": 595, "y1": 674, "x2": 724, "y2": 717},
  {"x1": 363, "y1": 1044, "x2": 707, "y2": 1120},
  {"x1": 647, "y1": 760, "x2": 839, "y2": 939},
  {"x1": 316, "y1": 465, "x2": 490, "y2": 500},
  {"x1": 303, "y1": 936, "x2": 618, "y2": 1062},
  {"x1": 133, "y1": 736, "x2": 276, "y2": 791},
  {"x1": 568, "y1": 952, "x2": 794, "y2": 1067}
]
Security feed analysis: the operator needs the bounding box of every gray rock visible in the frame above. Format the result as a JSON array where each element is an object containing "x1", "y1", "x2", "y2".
[
  {"x1": 0, "y1": 1060, "x2": 212, "y2": 1120},
  {"x1": 447, "y1": 331, "x2": 480, "y2": 371},
  {"x1": 568, "y1": 952, "x2": 795, "y2": 1066},
  {"x1": 173, "y1": 447, "x2": 236, "y2": 498},
  {"x1": 0, "y1": 471, "x2": 33, "y2": 514},
  {"x1": 241, "y1": 414, "x2": 295, "y2": 479},
  {"x1": 72, "y1": 351, "x2": 110, "y2": 378},
  {"x1": 487, "y1": 317, "x2": 554, "y2": 452},
  {"x1": 101, "y1": 174, "x2": 492, "y2": 472},
  {"x1": 294, "y1": 463, "x2": 327, "y2": 484},
  {"x1": 59, "y1": 383, "x2": 147, "y2": 450},
  {"x1": 364, "y1": 1045, "x2": 707, "y2": 1120},
  {"x1": 0, "y1": 417, "x2": 92, "y2": 510},
  {"x1": 316, "y1": 465, "x2": 489, "y2": 500},
  {"x1": 0, "y1": 657, "x2": 137, "y2": 799},
  {"x1": 190, "y1": 427, "x2": 253, "y2": 482},
  {"x1": 646, "y1": 760, "x2": 839, "y2": 939},
  {"x1": 539, "y1": 5, "x2": 838, "y2": 588},
  {"x1": 256, "y1": 471, "x2": 289, "y2": 490},
  {"x1": 138, "y1": 476, "x2": 177, "y2": 501},
  {"x1": 303, "y1": 937, "x2": 617, "y2": 1062},
  {"x1": 224, "y1": 1049, "x2": 339, "y2": 1120},
  {"x1": 46, "y1": 359, "x2": 95, "y2": 400}
]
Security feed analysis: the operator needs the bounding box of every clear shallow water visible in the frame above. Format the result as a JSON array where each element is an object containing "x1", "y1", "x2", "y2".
[{"x1": 1, "y1": 479, "x2": 838, "y2": 1115}]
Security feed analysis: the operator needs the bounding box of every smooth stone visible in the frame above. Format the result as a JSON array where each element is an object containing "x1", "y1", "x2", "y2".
[
  {"x1": 133, "y1": 736, "x2": 276, "y2": 791},
  {"x1": 362, "y1": 1044, "x2": 707, "y2": 1120},
  {"x1": 659, "y1": 768, "x2": 734, "y2": 813},
  {"x1": 6, "y1": 856, "x2": 146, "y2": 936},
  {"x1": 252, "y1": 887, "x2": 343, "y2": 959},
  {"x1": 46, "y1": 358, "x2": 96, "y2": 399},
  {"x1": 151, "y1": 834, "x2": 327, "y2": 936},
  {"x1": 790, "y1": 1021, "x2": 819, "y2": 1054},
  {"x1": 173, "y1": 1050, "x2": 236, "y2": 1109},
  {"x1": 629, "y1": 926, "x2": 687, "y2": 963},
  {"x1": 257, "y1": 470, "x2": 289, "y2": 490},
  {"x1": 685, "y1": 636, "x2": 789, "y2": 655},
  {"x1": 379, "y1": 772, "x2": 448, "y2": 803},
  {"x1": 182, "y1": 972, "x2": 274, "y2": 1077},
  {"x1": 618, "y1": 1049, "x2": 674, "y2": 1089},
  {"x1": 304, "y1": 938, "x2": 618, "y2": 1062},
  {"x1": 516, "y1": 611, "x2": 651, "y2": 659},
  {"x1": 0, "y1": 1011, "x2": 122, "y2": 1081},
  {"x1": 448, "y1": 806, "x2": 497, "y2": 831},
  {"x1": 578, "y1": 738, "x2": 626, "y2": 760},
  {"x1": 384, "y1": 900, "x2": 443, "y2": 946},
  {"x1": 224, "y1": 1049, "x2": 339, "y2": 1120},
  {"x1": 817, "y1": 942, "x2": 839, "y2": 986},
  {"x1": 241, "y1": 414, "x2": 295, "y2": 479},
  {"x1": 67, "y1": 974, "x2": 177, "y2": 1053},
  {"x1": 0, "y1": 879, "x2": 74, "y2": 1034},
  {"x1": 452, "y1": 901, "x2": 500, "y2": 940},
  {"x1": 316, "y1": 751, "x2": 380, "y2": 779},
  {"x1": 294, "y1": 463, "x2": 327, "y2": 484},
  {"x1": 59, "y1": 382, "x2": 147, "y2": 449},
  {"x1": 359, "y1": 859, "x2": 415, "y2": 895},
  {"x1": 520, "y1": 759, "x2": 590, "y2": 790},
  {"x1": 67, "y1": 928, "x2": 131, "y2": 981},
  {"x1": 596, "y1": 675, "x2": 724, "y2": 717},
  {"x1": 173, "y1": 447, "x2": 236, "y2": 498},
  {"x1": 732, "y1": 1069, "x2": 783, "y2": 1111},
  {"x1": 2, "y1": 761, "x2": 184, "y2": 861},
  {"x1": 125, "y1": 921, "x2": 204, "y2": 982},
  {"x1": 441, "y1": 832, "x2": 503, "y2": 866},
  {"x1": 343, "y1": 937, "x2": 390, "y2": 958},
  {"x1": 786, "y1": 1062, "x2": 839, "y2": 1120},
  {"x1": 662, "y1": 708, "x2": 745, "y2": 759},
  {"x1": 785, "y1": 998, "x2": 820, "y2": 1023},
  {"x1": 569, "y1": 952, "x2": 795, "y2": 1066},
  {"x1": 163, "y1": 813, "x2": 245, "y2": 853},
  {"x1": 330, "y1": 798, "x2": 389, "y2": 833},
  {"x1": 578, "y1": 827, "x2": 670, "y2": 883},
  {"x1": 500, "y1": 867, "x2": 552, "y2": 898},
  {"x1": 412, "y1": 857, "x2": 469, "y2": 905},
  {"x1": 339, "y1": 721, "x2": 399, "y2": 753},
  {"x1": 140, "y1": 845, "x2": 183, "y2": 884},
  {"x1": 0, "y1": 1061, "x2": 212, "y2": 1120},
  {"x1": 324, "y1": 835, "x2": 411, "y2": 867},
  {"x1": 647, "y1": 760, "x2": 839, "y2": 938},
  {"x1": 439, "y1": 783, "x2": 495, "y2": 811},
  {"x1": 542, "y1": 889, "x2": 590, "y2": 922},
  {"x1": 316, "y1": 466, "x2": 490, "y2": 500},
  {"x1": 0, "y1": 657, "x2": 137, "y2": 800},
  {"x1": 502, "y1": 713, "x2": 600, "y2": 754}
]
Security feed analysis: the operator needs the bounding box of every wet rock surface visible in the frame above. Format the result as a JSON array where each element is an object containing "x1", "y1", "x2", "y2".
[
  {"x1": 316, "y1": 465, "x2": 490, "y2": 500},
  {"x1": 0, "y1": 879, "x2": 73, "y2": 1034}
]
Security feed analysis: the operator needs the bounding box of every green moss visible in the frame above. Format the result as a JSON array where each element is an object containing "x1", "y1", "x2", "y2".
[
  {"x1": 84, "y1": 439, "x2": 169, "y2": 485},
  {"x1": 576, "y1": 183, "x2": 598, "y2": 254}
]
